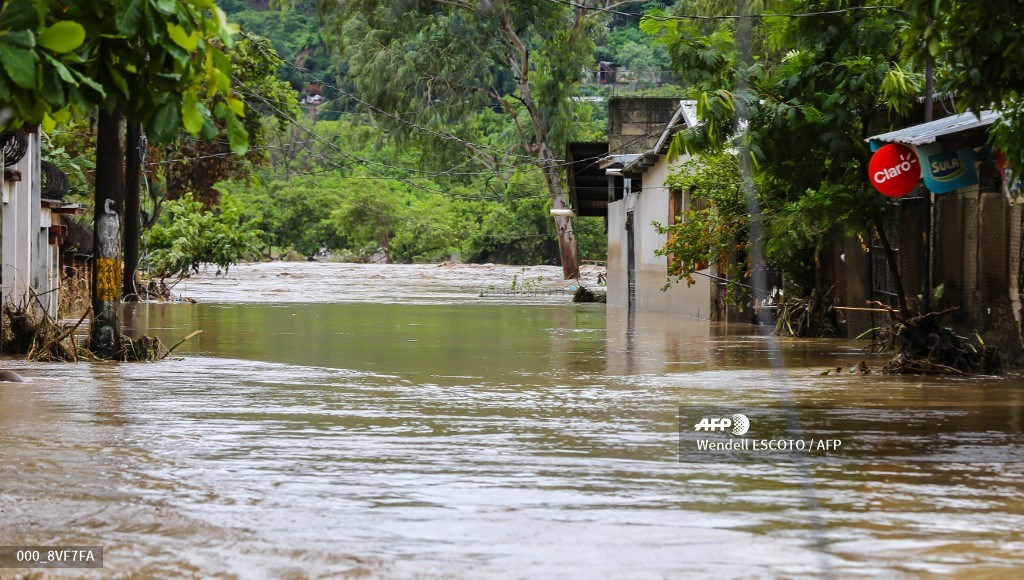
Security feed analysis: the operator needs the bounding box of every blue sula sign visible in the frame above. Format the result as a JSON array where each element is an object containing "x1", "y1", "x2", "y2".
[{"x1": 915, "y1": 143, "x2": 979, "y2": 194}]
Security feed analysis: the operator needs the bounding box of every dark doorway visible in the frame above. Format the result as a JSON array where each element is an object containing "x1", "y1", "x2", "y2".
[{"x1": 626, "y1": 211, "x2": 636, "y2": 310}]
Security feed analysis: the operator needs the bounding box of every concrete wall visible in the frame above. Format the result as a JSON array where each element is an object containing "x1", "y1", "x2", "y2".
[
  {"x1": 607, "y1": 153, "x2": 712, "y2": 318},
  {"x1": 607, "y1": 198, "x2": 628, "y2": 308},
  {"x1": 608, "y1": 97, "x2": 680, "y2": 155},
  {"x1": 2, "y1": 129, "x2": 59, "y2": 318},
  {"x1": 2, "y1": 131, "x2": 38, "y2": 309}
]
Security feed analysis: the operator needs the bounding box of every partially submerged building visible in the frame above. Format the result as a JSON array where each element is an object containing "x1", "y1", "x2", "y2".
[
  {"x1": 569, "y1": 97, "x2": 717, "y2": 319},
  {"x1": 569, "y1": 98, "x2": 1024, "y2": 358},
  {"x1": 1, "y1": 127, "x2": 82, "y2": 319},
  {"x1": 862, "y1": 111, "x2": 1024, "y2": 357}
]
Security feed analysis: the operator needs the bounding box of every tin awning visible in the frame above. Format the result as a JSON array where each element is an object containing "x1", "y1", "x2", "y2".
[{"x1": 867, "y1": 110, "x2": 999, "y2": 148}]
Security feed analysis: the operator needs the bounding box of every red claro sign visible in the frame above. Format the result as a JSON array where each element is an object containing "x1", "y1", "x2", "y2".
[{"x1": 869, "y1": 143, "x2": 921, "y2": 197}]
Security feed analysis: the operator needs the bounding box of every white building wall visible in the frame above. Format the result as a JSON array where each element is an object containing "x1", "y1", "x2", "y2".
[
  {"x1": 2, "y1": 132, "x2": 36, "y2": 308},
  {"x1": 2, "y1": 129, "x2": 59, "y2": 317},
  {"x1": 606, "y1": 153, "x2": 712, "y2": 319},
  {"x1": 607, "y1": 198, "x2": 628, "y2": 308}
]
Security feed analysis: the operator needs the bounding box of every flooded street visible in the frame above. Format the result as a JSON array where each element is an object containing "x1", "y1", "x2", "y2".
[{"x1": 3, "y1": 262, "x2": 1024, "y2": 577}]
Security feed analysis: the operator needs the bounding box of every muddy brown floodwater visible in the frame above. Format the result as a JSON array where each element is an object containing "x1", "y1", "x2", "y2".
[{"x1": 2, "y1": 262, "x2": 1024, "y2": 577}]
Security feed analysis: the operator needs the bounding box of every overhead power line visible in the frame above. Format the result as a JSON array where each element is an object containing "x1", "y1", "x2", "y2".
[
  {"x1": 240, "y1": 30, "x2": 546, "y2": 167},
  {"x1": 239, "y1": 30, "x2": 685, "y2": 173},
  {"x1": 544, "y1": 0, "x2": 904, "y2": 20}
]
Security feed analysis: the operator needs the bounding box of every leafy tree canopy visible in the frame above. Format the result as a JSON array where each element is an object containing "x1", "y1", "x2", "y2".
[
  {"x1": 650, "y1": 0, "x2": 919, "y2": 291},
  {"x1": 0, "y1": 0, "x2": 249, "y2": 153},
  {"x1": 903, "y1": 0, "x2": 1024, "y2": 179}
]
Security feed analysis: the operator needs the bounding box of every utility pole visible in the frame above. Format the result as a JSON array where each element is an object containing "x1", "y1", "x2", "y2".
[
  {"x1": 123, "y1": 123, "x2": 143, "y2": 301},
  {"x1": 922, "y1": 42, "x2": 935, "y2": 314},
  {"x1": 91, "y1": 109, "x2": 125, "y2": 357}
]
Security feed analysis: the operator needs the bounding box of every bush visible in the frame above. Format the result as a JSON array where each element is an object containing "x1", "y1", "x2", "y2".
[{"x1": 144, "y1": 193, "x2": 263, "y2": 280}]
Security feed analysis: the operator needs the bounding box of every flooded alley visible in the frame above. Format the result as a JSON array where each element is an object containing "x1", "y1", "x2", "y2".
[{"x1": 2, "y1": 263, "x2": 1024, "y2": 577}]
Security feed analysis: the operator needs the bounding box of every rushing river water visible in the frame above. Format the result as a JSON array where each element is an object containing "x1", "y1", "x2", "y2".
[{"x1": 2, "y1": 262, "x2": 1024, "y2": 578}]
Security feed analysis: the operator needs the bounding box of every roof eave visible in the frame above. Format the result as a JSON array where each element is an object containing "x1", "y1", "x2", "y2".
[{"x1": 866, "y1": 110, "x2": 1000, "y2": 147}]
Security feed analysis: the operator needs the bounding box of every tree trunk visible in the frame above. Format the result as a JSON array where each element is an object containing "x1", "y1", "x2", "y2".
[
  {"x1": 538, "y1": 141, "x2": 580, "y2": 279},
  {"x1": 91, "y1": 109, "x2": 125, "y2": 357},
  {"x1": 499, "y1": 12, "x2": 580, "y2": 280},
  {"x1": 123, "y1": 123, "x2": 143, "y2": 301}
]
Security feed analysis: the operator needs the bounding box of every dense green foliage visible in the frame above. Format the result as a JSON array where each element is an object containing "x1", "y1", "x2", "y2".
[
  {"x1": 903, "y1": 0, "x2": 1024, "y2": 184},
  {"x1": 0, "y1": 0, "x2": 249, "y2": 151},
  {"x1": 652, "y1": 0, "x2": 918, "y2": 302},
  {"x1": 219, "y1": 114, "x2": 607, "y2": 264},
  {"x1": 144, "y1": 193, "x2": 263, "y2": 279}
]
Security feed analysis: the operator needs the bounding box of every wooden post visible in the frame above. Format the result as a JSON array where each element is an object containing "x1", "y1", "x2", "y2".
[
  {"x1": 90, "y1": 109, "x2": 124, "y2": 357},
  {"x1": 123, "y1": 123, "x2": 143, "y2": 301}
]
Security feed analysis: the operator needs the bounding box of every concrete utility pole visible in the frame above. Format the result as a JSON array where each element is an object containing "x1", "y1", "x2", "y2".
[{"x1": 90, "y1": 109, "x2": 124, "y2": 357}]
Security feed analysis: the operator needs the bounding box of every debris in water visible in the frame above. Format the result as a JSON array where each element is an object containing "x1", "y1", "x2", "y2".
[
  {"x1": 573, "y1": 286, "x2": 606, "y2": 303},
  {"x1": 867, "y1": 302, "x2": 1000, "y2": 375}
]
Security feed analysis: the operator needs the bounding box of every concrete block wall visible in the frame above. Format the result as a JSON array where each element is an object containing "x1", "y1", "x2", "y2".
[
  {"x1": 2, "y1": 128, "x2": 59, "y2": 318},
  {"x1": 608, "y1": 97, "x2": 680, "y2": 155}
]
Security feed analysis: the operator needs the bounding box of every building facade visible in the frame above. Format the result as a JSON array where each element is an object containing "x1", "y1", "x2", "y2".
[{"x1": 570, "y1": 98, "x2": 718, "y2": 318}]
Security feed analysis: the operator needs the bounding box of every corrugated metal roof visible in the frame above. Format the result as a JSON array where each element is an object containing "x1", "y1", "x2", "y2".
[
  {"x1": 867, "y1": 110, "x2": 999, "y2": 147},
  {"x1": 599, "y1": 154, "x2": 641, "y2": 174},
  {"x1": 680, "y1": 100, "x2": 698, "y2": 129}
]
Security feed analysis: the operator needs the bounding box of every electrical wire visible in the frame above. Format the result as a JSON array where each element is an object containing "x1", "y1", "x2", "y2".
[
  {"x1": 239, "y1": 30, "x2": 688, "y2": 173},
  {"x1": 544, "y1": 0, "x2": 903, "y2": 20}
]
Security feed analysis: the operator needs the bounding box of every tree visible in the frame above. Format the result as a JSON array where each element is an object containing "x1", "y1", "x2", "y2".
[
  {"x1": 0, "y1": 0, "x2": 250, "y2": 357},
  {"x1": 649, "y1": 0, "x2": 920, "y2": 330},
  {"x1": 78, "y1": 0, "x2": 249, "y2": 355},
  {"x1": 309, "y1": 0, "x2": 620, "y2": 279},
  {"x1": 144, "y1": 192, "x2": 263, "y2": 281},
  {"x1": 903, "y1": 0, "x2": 1024, "y2": 181}
]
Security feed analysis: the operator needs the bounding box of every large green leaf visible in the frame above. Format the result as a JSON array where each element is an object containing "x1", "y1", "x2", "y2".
[
  {"x1": 39, "y1": 61, "x2": 65, "y2": 107},
  {"x1": 146, "y1": 97, "x2": 180, "y2": 144},
  {"x1": 115, "y1": 0, "x2": 145, "y2": 36},
  {"x1": 225, "y1": 112, "x2": 248, "y2": 155},
  {"x1": 42, "y1": 53, "x2": 78, "y2": 86},
  {"x1": 0, "y1": 39, "x2": 37, "y2": 89},
  {"x1": 154, "y1": 0, "x2": 177, "y2": 15},
  {"x1": 72, "y1": 69, "x2": 106, "y2": 99},
  {"x1": 144, "y1": 1, "x2": 164, "y2": 45},
  {"x1": 167, "y1": 23, "x2": 198, "y2": 52},
  {"x1": 199, "y1": 116, "x2": 217, "y2": 140},
  {"x1": 105, "y1": 62, "x2": 130, "y2": 98},
  {"x1": 3, "y1": 29, "x2": 34, "y2": 48},
  {"x1": 181, "y1": 90, "x2": 202, "y2": 134},
  {"x1": 37, "y1": 21, "x2": 86, "y2": 54}
]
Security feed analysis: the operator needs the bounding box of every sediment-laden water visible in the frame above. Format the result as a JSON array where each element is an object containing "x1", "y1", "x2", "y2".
[{"x1": 2, "y1": 263, "x2": 1023, "y2": 577}]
